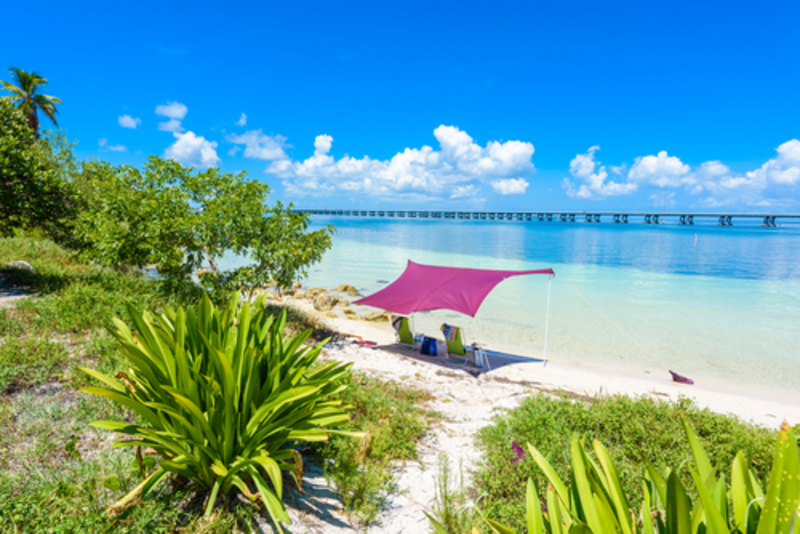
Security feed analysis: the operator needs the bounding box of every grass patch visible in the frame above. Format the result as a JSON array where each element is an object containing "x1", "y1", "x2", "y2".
[
  {"x1": 315, "y1": 370, "x2": 433, "y2": 525},
  {"x1": 0, "y1": 337, "x2": 70, "y2": 393},
  {"x1": 473, "y1": 393, "x2": 775, "y2": 531},
  {"x1": 426, "y1": 453, "x2": 480, "y2": 534},
  {"x1": 0, "y1": 388, "x2": 253, "y2": 533}
]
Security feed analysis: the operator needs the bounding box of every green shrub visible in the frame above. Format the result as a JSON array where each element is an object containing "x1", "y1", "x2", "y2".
[
  {"x1": 79, "y1": 293, "x2": 359, "y2": 532},
  {"x1": 73, "y1": 156, "x2": 333, "y2": 295},
  {"x1": 481, "y1": 421, "x2": 800, "y2": 534},
  {"x1": 0, "y1": 336, "x2": 69, "y2": 393},
  {"x1": 0, "y1": 100, "x2": 81, "y2": 245},
  {"x1": 474, "y1": 394, "x2": 775, "y2": 530}
]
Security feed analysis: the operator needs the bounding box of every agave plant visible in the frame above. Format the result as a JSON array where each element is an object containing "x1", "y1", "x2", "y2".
[
  {"x1": 79, "y1": 293, "x2": 359, "y2": 531},
  {"x1": 482, "y1": 419, "x2": 799, "y2": 534}
]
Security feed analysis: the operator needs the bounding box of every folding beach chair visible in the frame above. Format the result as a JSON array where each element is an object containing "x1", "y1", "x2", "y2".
[
  {"x1": 392, "y1": 315, "x2": 414, "y2": 345},
  {"x1": 440, "y1": 324, "x2": 487, "y2": 368},
  {"x1": 440, "y1": 323, "x2": 467, "y2": 357}
]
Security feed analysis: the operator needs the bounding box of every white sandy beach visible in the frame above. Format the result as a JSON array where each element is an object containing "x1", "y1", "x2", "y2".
[{"x1": 273, "y1": 295, "x2": 800, "y2": 533}]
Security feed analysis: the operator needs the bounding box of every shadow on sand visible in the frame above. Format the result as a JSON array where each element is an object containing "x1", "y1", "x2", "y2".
[
  {"x1": 283, "y1": 462, "x2": 353, "y2": 532},
  {"x1": 372, "y1": 342, "x2": 545, "y2": 377}
]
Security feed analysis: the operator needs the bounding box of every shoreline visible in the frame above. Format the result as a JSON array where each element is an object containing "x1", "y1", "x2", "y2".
[{"x1": 280, "y1": 294, "x2": 800, "y2": 429}]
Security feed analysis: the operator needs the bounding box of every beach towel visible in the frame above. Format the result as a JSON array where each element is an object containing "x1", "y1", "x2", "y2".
[
  {"x1": 441, "y1": 323, "x2": 456, "y2": 342},
  {"x1": 669, "y1": 370, "x2": 694, "y2": 385},
  {"x1": 392, "y1": 316, "x2": 403, "y2": 331}
]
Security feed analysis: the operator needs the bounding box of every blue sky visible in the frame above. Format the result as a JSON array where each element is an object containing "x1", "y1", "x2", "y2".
[{"x1": 3, "y1": 0, "x2": 800, "y2": 211}]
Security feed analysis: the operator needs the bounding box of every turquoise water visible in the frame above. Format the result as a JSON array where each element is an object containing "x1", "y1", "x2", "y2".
[{"x1": 226, "y1": 217, "x2": 800, "y2": 395}]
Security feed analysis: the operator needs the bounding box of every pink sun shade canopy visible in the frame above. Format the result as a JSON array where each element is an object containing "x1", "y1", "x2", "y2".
[{"x1": 353, "y1": 261, "x2": 555, "y2": 317}]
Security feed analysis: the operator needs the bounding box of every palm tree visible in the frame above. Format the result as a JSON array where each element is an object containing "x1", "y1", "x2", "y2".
[{"x1": 1, "y1": 67, "x2": 63, "y2": 136}]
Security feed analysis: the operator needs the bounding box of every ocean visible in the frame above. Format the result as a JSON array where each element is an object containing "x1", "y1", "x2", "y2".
[{"x1": 227, "y1": 216, "x2": 800, "y2": 398}]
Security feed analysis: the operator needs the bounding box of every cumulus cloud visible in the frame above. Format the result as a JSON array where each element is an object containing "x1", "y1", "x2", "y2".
[
  {"x1": 98, "y1": 138, "x2": 126, "y2": 152},
  {"x1": 268, "y1": 125, "x2": 535, "y2": 199},
  {"x1": 158, "y1": 119, "x2": 184, "y2": 133},
  {"x1": 491, "y1": 178, "x2": 529, "y2": 195},
  {"x1": 227, "y1": 130, "x2": 288, "y2": 160},
  {"x1": 628, "y1": 151, "x2": 692, "y2": 187},
  {"x1": 155, "y1": 102, "x2": 188, "y2": 120},
  {"x1": 156, "y1": 101, "x2": 188, "y2": 133},
  {"x1": 163, "y1": 131, "x2": 220, "y2": 169},
  {"x1": 563, "y1": 139, "x2": 800, "y2": 206},
  {"x1": 314, "y1": 134, "x2": 333, "y2": 156},
  {"x1": 118, "y1": 115, "x2": 141, "y2": 129},
  {"x1": 562, "y1": 146, "x2": 637, "y2": 199},
  {"x1": 745, "y1": 139, "x2": 800, "y2": 186},
  {"x1": 684, "y1": 140, "x2": 800, "y2": 206},
  {"x1": 236, "y1": 113, "x2": 247, "y2": 126}
]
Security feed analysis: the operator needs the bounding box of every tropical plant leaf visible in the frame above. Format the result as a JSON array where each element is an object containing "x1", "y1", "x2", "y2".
[{"x1": 80, "y1": 293, "x2": 357, "y2": 527}]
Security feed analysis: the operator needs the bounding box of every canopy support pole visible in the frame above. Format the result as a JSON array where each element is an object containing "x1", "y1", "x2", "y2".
[
  {"x1": 543, "y1": 274, "x2": 552, "y2": 365},
  {"x1": 475, "y1": 314, "x2": 491, "y2": 371}
]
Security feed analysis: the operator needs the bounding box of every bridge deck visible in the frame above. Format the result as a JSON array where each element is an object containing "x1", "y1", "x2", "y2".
[{"x1": 295, "y1": 209, "x2": 800, "y2": 226}]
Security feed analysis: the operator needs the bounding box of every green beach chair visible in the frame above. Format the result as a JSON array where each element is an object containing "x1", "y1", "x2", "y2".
[
  {"x1": 441, "y1": 323, "x2": 466, "y2": 357},
  {"x1": 392, "y1": 316, "x2": 414, "y2": 345}
]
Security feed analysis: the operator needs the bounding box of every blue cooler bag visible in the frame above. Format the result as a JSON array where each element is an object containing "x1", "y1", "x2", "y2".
[{"x1": 420, "y1": 336, "x2": 438, "y2": 356}]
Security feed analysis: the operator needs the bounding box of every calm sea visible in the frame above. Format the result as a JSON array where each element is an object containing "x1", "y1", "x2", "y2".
[{"x1": 229, "y1": 216, "x2": 800, "y2": 397}]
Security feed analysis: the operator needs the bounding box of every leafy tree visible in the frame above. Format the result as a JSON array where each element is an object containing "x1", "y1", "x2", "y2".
[
  {"x1": 75, "y1": 156, "x2": 333, "y2": 296},
  {"x1": 0, "y1": 100, "x2": 80, "y2": 243},
  {"x1": 1, "y1": 68, "x2": 62, "y2": 136}
]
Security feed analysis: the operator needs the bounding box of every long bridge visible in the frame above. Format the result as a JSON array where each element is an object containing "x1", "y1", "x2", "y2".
[{"x1": 296, "y1": 209, "x2": 800, "y2": 227}]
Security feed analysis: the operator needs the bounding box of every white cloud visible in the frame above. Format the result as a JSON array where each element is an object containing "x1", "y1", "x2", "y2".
[
  {"x1": 628, "y1": 150, "x2": 692, "y2": 187},
  {"x1": 683, "y1": 141, "x2": 800, "y2": 206},
  {"x1": 314, "y1": 134, "x2": 333, "y2": 156},
  {"x1": 745, "y1": 139, "x2": 800, "y2": 186},
  {"x1": 269, "y1": 125, "x2": 535, "y2": 199},
  {"x1": 227, "y1": 129, "x2": 288, "y2": 160},
  {"x1": 98, "y1": 138, "x2": 127, "y2": 152},
  {"x1": 568, "y1": 139, "x2": 800, "y2": 207},
  {"x1": 163, "y1": 131, "x2": 220, "y2": 169},
  {"x1": 563, "y1": 146, "x2": 637, "y2": 199},
  {"x1": 491, "y1": 178, "x2": 529, "y2": 195},
  {"x1": 156, "y1": 101, "x2": 188, "y2": 133},
  {"x1": 158, "y1": 118, "x2": 185, "y2": 133},
  {"x1": 236, "y1": 113, "x2": 247, "y2": 126},
  {"x1": 451, "y1": 185, "x2": 478, "y2": 199},
  {"x1": 155, "y1": 102, "x2": 188, "y2": 120},
  {"x1": 648, "y1": 192, "x2": 676, "y2": 208},
  {"x1": 118, "y1": 115, "x2": 141, "y2": 129}
]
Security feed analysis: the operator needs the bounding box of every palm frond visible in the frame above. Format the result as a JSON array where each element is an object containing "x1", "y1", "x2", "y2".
[
  {"x1": 3, "y1": 68, "x2": 60, "y2": 133},
  {"x1": 33, "y1": 94, "x2": 60, "y2": 125},
  {"x1": 0, "y1": 81, "x2": 25, "y2": 99}
]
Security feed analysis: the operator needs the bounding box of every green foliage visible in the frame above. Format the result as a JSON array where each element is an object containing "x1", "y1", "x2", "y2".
[
  {"x1": 482, "y1": 421, "x2": 800, "y2": 534},
  {"x1": 0, "y1": 336, "x2": 69, "y2": 393},
  {"x1": 474, "y1": 394, "x2": 775, "y2": 530},
  {"x1": 0, "y1": 101, "x2": 80, "y2": 244},
  {"x1": 315, "y1": 371, "x2": 432, "y2": 524},
  {"x1": 74, "y1": 156, "x2": 333, "y2": 295},
  {"x1": 79, "y1": 293, "x2": 358, "y2": 531}
]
